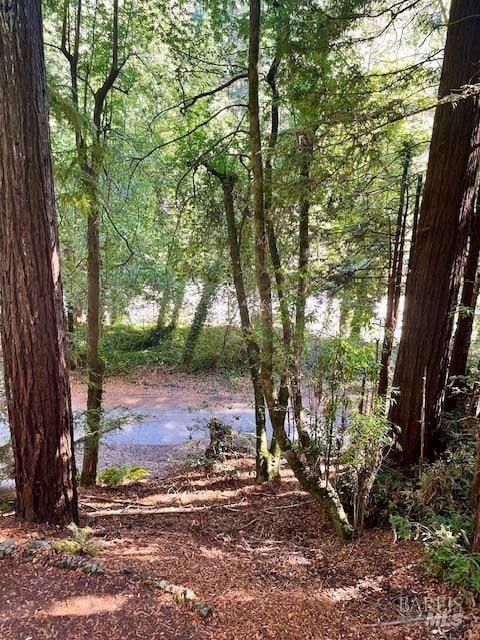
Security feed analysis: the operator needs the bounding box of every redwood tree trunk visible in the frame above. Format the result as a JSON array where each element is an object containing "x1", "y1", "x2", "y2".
[
  {"x1": 445, "y1": 195, "x2": 480, "y2": 413},
  {"x1": 0, "y1": 0, "x2": 78, "y2": 524},
  {"x1": 389, "y1": 0, "x2": 480, "y2": 467}
]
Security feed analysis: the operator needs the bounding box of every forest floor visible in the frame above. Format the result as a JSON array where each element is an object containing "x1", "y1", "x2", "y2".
[
  {"x1": 1, "y1": 369, "x2": 479, "y2": 639},
  {"x1": 70, "y1": 365, "x2": 252, "y2": 411},
  {"x1": 1, "y1": 457, "x2": 480, "y2": 640}
]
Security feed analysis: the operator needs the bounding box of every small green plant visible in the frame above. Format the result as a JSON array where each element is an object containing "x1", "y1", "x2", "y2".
[
  {"x1": 390, "y1": 514, "x2": 415, "y2": 540},
  {"x1": 425, "y1": 539, "x2": 480, "y2": 595},
  {"x1": 52, "y1": 524, "x2": 97, "y2": 557},
  {"x1": 340, "y1": 400, "x2": 394, "y2": 531},
  {"x1": 389, "y1": 513, "x2": 480, "y2": 596},
  {"x1": 98, "y1": 464, "x2": 150, "y2": 486}
]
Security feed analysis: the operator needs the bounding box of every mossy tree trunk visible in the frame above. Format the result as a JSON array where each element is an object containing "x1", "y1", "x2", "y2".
[
  {"x1": 206, "y1": 166, "x2": 279, "y2": 481},
  {"x1": 247, "y1": 0, "x2": 352, "y2": 537}
]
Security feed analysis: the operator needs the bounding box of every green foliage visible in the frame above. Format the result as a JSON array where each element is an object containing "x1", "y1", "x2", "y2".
[
  {"x1": 425, "y1": 540, "x2": 480, "y2": 595},
  {"x1": 344, "y1": 403, "x2": 393, "y2": 471},
  {"x1": 0, "y1": 441, "x2": 12, "y2": 481},
  {"x1": 390, "y1": 513, "x2": 480, "y2": 596},
  {"x1": 52, "y1": 524, "x2": 97, "y2": 558},
  {"x1": 70, "y1": 323, "x2": 247, "y2": 377},
  {"x1": 384, "y1": 439, "x2": 480, "y2": 596},
  {"x1": 98, "y1": 465, "x2": 150, "y2": 486},
  {"x1": 372, "y1": 439, "x2": 476, "y2": 527}
]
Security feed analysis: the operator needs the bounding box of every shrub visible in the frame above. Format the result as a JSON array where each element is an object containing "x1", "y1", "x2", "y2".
[
  {"x1": 98, "y1": 464, "x2": 150, "y2": 486},
  {"x1": 425, "y1": 539, "x2": 480, "y2": 595},
  {"x1": 389, "y1": 512, "x2": 480, "y2": 596}
]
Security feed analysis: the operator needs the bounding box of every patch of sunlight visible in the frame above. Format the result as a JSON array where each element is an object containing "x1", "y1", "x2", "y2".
[
  {"x1": 323, "y1": 576, "x2": 383, "y2": 602},
  {"x1": 286, "y1": 554, "x2": 311, "y2": 566},
  {"x1": 199, "y1": 546, "x2": 225, "y2": 559},
  {"x1": 40, "y1": 594, "x2": 128, "y2": 617}
]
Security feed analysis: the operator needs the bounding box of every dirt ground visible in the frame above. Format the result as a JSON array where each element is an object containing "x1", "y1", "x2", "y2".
[
  {"x1": 69, "y1": 366, "x2": 252, "y2": 411},
  {"x1": 1, "y1": 458, "x2": 479, "y2": 640}
]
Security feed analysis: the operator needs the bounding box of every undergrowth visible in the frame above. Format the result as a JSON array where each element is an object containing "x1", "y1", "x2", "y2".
[
  {"x1": 69, "y1": 323, "x2": 247, "y2": 376},
  {"x1": 52, "y1": 524, "x2": 97, "y2": 557},
  {"x1": 375, "y1": 436, "x2": 480, "y2": 598}
]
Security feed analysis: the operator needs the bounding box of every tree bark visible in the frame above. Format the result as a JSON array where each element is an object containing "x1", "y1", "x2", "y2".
[
  {"x1": 80, "y1": 200, "x2": 105, "y2": 486},
  {"x1": 60, "y1": 0, "x2": 121, "y2": 486},
  {"x1": 445, "y1": 194, "x2": 480, "y2": 413},
  {"x1": 167, "y1": 279, "x2": 187, "y2": 331},
  {"x1": 0, "y1": 0, "x2": 78, "y2": 524},
  {"x1": 389, "y1": 1, "x2": 480, "y2": 467},
  {"x1": 292, "y1": 132, "x2": 314, "y2": 446},
  {"x1": 248, "y1": 0, "x2": 352, "y2": 538}
]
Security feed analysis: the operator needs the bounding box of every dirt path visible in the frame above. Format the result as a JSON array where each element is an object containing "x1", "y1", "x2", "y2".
[
  {"x1": 1, "y1": 460, "x2": 478, "y2": 639},
  {"x1": 69, "y1": 367, "x2": 255, "y2": 474},
  {"x1": 70, "y1": 367, "x2": 251, "y2": 412}
]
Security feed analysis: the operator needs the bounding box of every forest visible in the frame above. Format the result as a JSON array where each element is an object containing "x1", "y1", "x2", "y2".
[{"x1": 1, "y1": 0, "x2": 480, "y2": 638}]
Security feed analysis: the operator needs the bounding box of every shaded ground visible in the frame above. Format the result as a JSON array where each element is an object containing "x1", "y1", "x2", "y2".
[{"x1": 1, "y1": 458, "x2": 479, "y2": 639}]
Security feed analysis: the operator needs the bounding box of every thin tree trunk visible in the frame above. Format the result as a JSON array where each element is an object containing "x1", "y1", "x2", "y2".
[
  {"x1": 407, "y1": 173, "x2": 423, "y2": 277},
  {"x1": 156, "y1": 289, "x2": 171, "y2": 330},
  {"x1": 248, "y1": 0, "x2": 352, "y2": 538},
  {"x1": 445, "y1": 194, "x2": 480, "y2": 413},
  {"x1": 67, "y1": 307, "x2": 75, "y2": 335},
  {"x1": 167, "y1": 280, "x2": 187, "y2": 330},
  {"x1": 378, "y1": 147, "x2": 411, "y2": 399},
  {"x1": 0, "y1": 0, "x2": 78, "y2": 524},
  {"x1": 292, "y1": 132, "x2": 314, "y2": 445},
  {"x1": 60, "y1": 0, "x2": 121, "y2": 487},
  {"x1": 207, "y1": 167, "x2": 278, "y2": 481},
  {"x1": 80, "y1": 200, "x2": 105, "y2": 486},
  {"x1": 389, "y1": 1, "x2": 480, "y2": 467}
]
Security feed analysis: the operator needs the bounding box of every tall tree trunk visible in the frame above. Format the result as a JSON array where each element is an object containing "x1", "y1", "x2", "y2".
[
  {"x1": 378, "y1": 147, "x2": 411, "y2": 399},
  {"x1": 248, "y1": 0, "x2": 352, "y2": 538},
  {"x1": 208, "y1": 167, "x2": 278, "y2": 481},
  {"x1": 445, "y1": 194, "x2": 480, "y2": 413},
  {"x1": 80, "y1": 198, "x2": 105, "y2": 486},
  {"x1": 181, "y1": 266, "x2": 220, "y2": 370},
  {"x1": 292, "y1": 132, "x2": 314, "y2": 442},
  {"x1": 0, "y1": 0, "x2": 78, "y2": 524},
  {"x1": 156, "y1": 287, "x2": 171, "y2": 330},
  {"x1": 66, "y1": 0, "x2": 120, "y2": 486},
  {"x1": 389, "y1": 1, "x2": 480, "y2": 467},
  {"x1": 407, "y1": 173, "x2": 423, "y2": 277}
]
